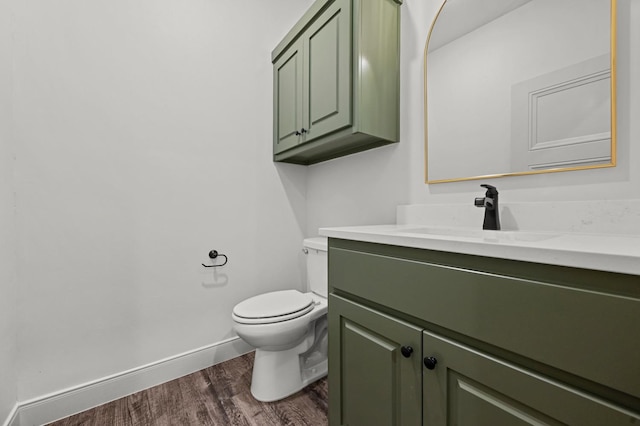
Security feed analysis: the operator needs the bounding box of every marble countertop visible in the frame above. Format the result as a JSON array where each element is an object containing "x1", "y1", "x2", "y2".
[{"x1": 319, "y1": 224, "x2": 640, "y2": 276}]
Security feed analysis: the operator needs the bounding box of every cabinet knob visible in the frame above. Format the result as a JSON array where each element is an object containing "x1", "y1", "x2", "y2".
[
  {"x1": 400, "y1": 346, "x2": 413, "y2": 358},
  {"x1": 423, "y1": 356, "x2": 438, "y2": 370},
  {"x1": 300, "y1": 128, "x2": 307, "y2": 134},
  {"x1": 295, "y1": 130, "x2": 301, "y2": 136}
]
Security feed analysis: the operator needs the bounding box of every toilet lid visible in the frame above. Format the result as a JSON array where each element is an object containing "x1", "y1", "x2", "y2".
[{"x1": 233, "y1": 290, "x2": 314, "y2": 322}]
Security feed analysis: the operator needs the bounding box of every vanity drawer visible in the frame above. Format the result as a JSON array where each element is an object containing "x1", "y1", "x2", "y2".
[{"x1": 329, "y1": 244, "x2": 640, "y2": 400}]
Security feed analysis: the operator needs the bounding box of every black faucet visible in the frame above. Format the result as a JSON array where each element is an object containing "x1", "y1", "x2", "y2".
[{"x1": 474, "y1": 184, "x2": 500, "y2": 230}]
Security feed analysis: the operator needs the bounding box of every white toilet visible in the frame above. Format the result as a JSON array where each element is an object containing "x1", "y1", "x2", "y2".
[{"x1": 232, "y1": 237, "x2": 328, "y2": 402}]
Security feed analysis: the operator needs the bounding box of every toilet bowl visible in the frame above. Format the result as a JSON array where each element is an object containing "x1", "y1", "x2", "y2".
[{"x1": 231, "y1": 238, "x2": 328, "y2": 402}]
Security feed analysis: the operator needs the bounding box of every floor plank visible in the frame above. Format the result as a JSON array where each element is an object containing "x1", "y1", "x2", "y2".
[{"x1": 47, "y1": 352, "x2": 328, "y2": 426}]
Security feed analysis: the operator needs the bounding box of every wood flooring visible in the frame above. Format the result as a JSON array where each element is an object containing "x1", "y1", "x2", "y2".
[{"x1": 47, "y1": 352, "x2": 328, "y2": 426}]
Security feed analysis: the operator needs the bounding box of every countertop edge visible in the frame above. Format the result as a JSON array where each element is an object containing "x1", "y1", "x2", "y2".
[{"x1": 319, "y1": 226, "x2": 640, "y2": 276}]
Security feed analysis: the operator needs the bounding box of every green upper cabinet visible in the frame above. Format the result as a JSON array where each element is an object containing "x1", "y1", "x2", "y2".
[
  {"x1": 302, "y1": 0, "x2": 351, "y2": 144},
  {"x1": 274, "y1": 39, "x2": 304, "y2": 154},
  {"x1": 272, "y1": 0, "x2": 402, "y2": 165}
]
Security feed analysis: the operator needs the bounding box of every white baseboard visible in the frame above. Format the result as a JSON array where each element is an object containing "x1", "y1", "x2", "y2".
[
  {"x1": 13, "y1": 337, "x2": 253, "y2": 426},
  {"x1": 2, "y1": 404, "x2": 19, "y2": 426}
]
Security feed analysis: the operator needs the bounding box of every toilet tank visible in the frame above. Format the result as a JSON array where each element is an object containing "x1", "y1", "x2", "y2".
[{"x1": 303, "y1": 237, "x2": 328, "y2": 298}]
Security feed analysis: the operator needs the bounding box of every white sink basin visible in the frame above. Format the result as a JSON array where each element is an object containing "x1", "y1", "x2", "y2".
[{"x1": 395, "y1": 227, "x2": 559, "y2": 243}]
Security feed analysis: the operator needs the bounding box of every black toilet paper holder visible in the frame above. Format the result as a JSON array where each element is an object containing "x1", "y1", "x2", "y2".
[{"x1": 202, "y1": 250, "x2": 228, "y2": 268}]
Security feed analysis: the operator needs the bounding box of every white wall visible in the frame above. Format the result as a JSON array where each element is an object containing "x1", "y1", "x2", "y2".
[
  {"x1": 307, "y1": 0, "x2": 640, "y2": 236},
  {"x1": 12, "y1": 0, "x2": 313, "y2": 402},
  {"x1": 0, "y1": 0, "x2": 18, "y2": 421}
]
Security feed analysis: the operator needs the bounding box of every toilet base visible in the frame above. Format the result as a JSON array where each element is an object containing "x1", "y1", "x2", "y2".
[{"x1": 250, "y1": 324, "x2": 328, "y2": 402}]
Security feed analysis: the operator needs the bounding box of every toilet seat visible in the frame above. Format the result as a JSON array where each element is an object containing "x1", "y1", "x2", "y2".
[{"x1": 233, "y1": 290, "x2": 315, "y2": 325}]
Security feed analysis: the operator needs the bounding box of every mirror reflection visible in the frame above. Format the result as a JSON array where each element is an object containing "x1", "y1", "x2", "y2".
[{"x1": 425, "y1": 0, "x2": 616, "y2": 183}]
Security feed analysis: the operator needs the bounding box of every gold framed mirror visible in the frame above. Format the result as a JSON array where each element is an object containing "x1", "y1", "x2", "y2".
[{"x1": 424, "y1": 0, "x2": 617, "y2": 184}]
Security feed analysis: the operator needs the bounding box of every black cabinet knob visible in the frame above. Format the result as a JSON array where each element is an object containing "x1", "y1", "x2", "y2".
[
  {"x1": 295, "y1": 130, "x2": 301, "y2": 136},
  {"x1": 300, "y1": 128, "x2": 307, "y2": 134},
  {"x1": 424, "y1": 356, "x2": 438, "y2": 370},
  {"x1": 400, "y1": 346, "x2": 413, "y2": 358}
]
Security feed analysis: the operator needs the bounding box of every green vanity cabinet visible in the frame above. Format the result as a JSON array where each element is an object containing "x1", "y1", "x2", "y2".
[
  {"x1": 272, "y1": 0, "x2": 401, "y2": 165},
  {"x1": 423, "y1": 331, "x2": 638, "y2": 425},
  {"x1": 327, "y1": 238, "x2": 640, "y2": 425},
  {"x1": 328, "y1": 294, "x2": 422, "y2": 426}
]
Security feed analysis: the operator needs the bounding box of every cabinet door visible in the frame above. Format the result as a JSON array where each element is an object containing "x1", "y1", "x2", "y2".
[
  {"x1": 302, "y1": 0, "x2": 351, "y2": 143},
  {"x1": 273, "y1": 39, "x2": 303, "y2": 154},
  {"x1": 328, "y1": 294, "x2": 422, "y2": 426},
  {"x1": 423, "y1": 331, "x2": 640, "y2": 425}
]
